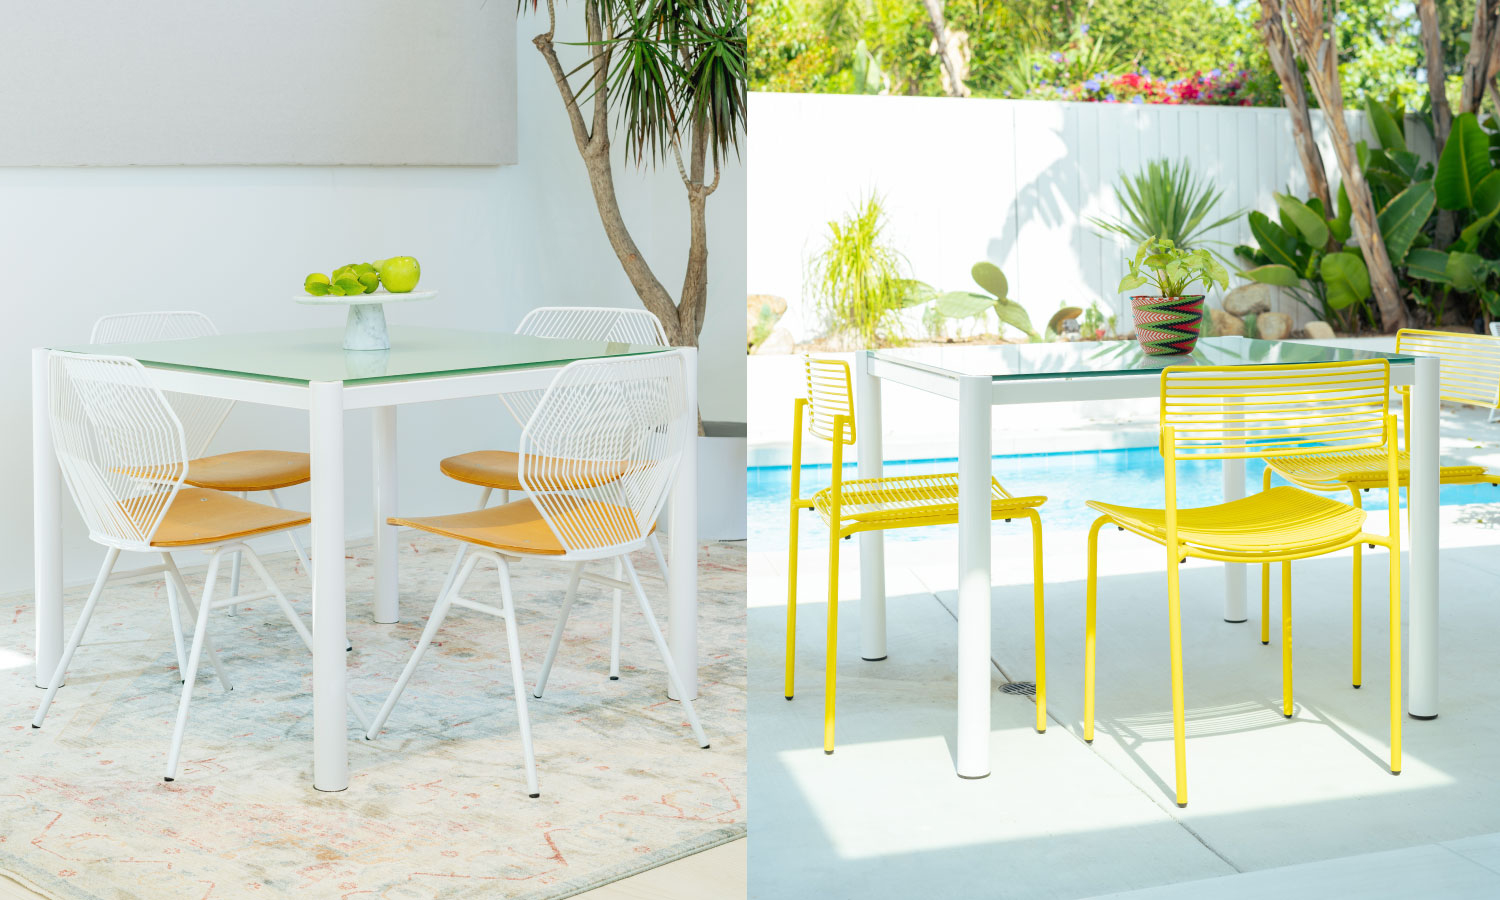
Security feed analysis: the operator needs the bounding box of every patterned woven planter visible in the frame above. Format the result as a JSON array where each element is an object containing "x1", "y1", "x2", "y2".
[{"x1": 1130, "y1": 294, "x2": 1205, "y2": 356}]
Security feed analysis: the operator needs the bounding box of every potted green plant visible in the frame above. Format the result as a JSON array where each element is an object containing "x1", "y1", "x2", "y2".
[{"x1": 1117, "y1": 237, "x2": 1229, "y2": 355}]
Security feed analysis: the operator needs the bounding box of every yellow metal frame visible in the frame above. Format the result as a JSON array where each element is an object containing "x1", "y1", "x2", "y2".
[
  {"x1": 786, "y1": 356, "x2": 1049, "y2": 754},
  {"x1": 1085, "y1": 359, "x2": 1403, "y2": 808}
]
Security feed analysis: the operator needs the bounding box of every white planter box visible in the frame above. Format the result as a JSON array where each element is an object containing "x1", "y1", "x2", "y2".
[{"x1": 661, "y1": 421, "x2": 746, "y2": 542}]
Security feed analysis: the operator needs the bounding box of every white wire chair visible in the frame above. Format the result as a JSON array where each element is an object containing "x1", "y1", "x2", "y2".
[
  {"x1": 91, "y1": 311, "x2": 312, "y2": 616},
  {"x1": 436, "y1": 306, "x2": 674, "y2": 681},
  {"x1": 32, "y1": 351, "x2": 366, "y2": 781},
  {"x1": 365, "y1": 350, "x2": 706, "y2": 798}
]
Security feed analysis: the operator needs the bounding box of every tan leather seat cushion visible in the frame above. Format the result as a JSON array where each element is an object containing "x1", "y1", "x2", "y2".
[
  {"x1": 391, "y1": 496, "x2": 649, "y2": 556},
  {"x1": 184, "y1": 450, "x2": 311, "y2": 491},
  {"x1": 150, "y1": 488, "x2": 311, "y2": 547},
  {"x1": 439, "y1": 450, "x2": 627, "y2": 492}
]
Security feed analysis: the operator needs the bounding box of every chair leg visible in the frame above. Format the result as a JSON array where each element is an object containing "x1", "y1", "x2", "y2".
[
  {"x1": 366, "y1": 552, "x2": 479, "y2": 740},
  {"x1": 430, "y1": 489, "x2": 494, "y2": 609},
  {"x1": 1028, "y1": 511, "x2": 1047, "y2": 735},
  {"x1": 161, "y1": 554, "x2": 233, "y2": 692},
  {"x1": 268, "y1": 489, "x2": 311, "y2": 577},
  {"x1": 1261, "y1": 468, "x2": 1272, "y2": 645},
  {"x1": 621, "y1": 556, "x2": 709, "y2": 749},
  {"x1": 1166, "y1": 547, "x2": 1188, "y2": 808},
  {"x1": 227, "y1": 492, "x2": 246, "y2": 616},
  {"x1": 1282, "y1": 561, "x2": 1293, "y2": 718},
  {"x1": 824, "y1": 526, "x2": 840, "y2": 755},
  {"x1": 610, "y1": 558, "x2": 623, "y2": 680},
  {"x1": 165, "y1": 565, "x2": 188, "y2": 678},
  {"x1": 238, "y1": 546, "x2": 371, "y2": 732},
  {"x1": 33, "y1": 548, "x2": 120, "y2": 728},
  {"x1": 165, "y1": 551, "x2": 227, "y2": 781},
  {"x1": 494, "y1": 556, "x2": 540, "y2": 797},
  {"x1": 1084, "y1": 517, "x2": 1104, "y2": 743},
  {"x1": 786, "y1": 498, "x2": 802, "y2": 702},
  {"x1": 1350, "y1": 488, "x2": 1363, "y2": 689},
  {"x1": 534, "y1": 562, "x2": 584, "y2": 698}
]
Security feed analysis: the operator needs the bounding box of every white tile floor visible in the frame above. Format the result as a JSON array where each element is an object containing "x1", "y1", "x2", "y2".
[{"x1": 749, "y1": 495, "x2": 1500, "y2": 898}]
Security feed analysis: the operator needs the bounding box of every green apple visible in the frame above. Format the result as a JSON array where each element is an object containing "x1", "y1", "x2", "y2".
[{"x1": 378, "y1": 256, "x2": 420, "y2": 293}]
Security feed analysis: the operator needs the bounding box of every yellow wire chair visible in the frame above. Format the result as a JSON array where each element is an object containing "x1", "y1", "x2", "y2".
[
  {"x1": 1084, "y1": 359, "x2": 1403, "y2": 808},
  {"x1": 1258, "y1": 329, "x2": 1500, "y2": 688},
  {"x1": 785, "y1": 356, "x2": 1049, "y2": 754}
]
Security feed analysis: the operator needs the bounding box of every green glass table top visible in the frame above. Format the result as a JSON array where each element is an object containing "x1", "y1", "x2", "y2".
[
  {"x1": 51, "y1": 326, "x2": 667, "y2": 385},
  {"x1": 872, "y1": 336, "x2": 1414, "y2": 380}
]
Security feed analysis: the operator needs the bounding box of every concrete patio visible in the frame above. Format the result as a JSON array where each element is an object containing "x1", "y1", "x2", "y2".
[{"x1": 747, "y1": 405, "x2": 1500, "y2": 899}]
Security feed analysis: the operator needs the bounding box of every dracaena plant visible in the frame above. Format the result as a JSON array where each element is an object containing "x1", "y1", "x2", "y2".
[{"x1": 1117, "y1": 237, "x2": 1229, "y2": 298}]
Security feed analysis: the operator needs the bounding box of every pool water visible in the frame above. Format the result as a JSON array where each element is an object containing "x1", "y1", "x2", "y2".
[{"x1": 748, "y1": 446, "x2": 1500, "y2": 548}]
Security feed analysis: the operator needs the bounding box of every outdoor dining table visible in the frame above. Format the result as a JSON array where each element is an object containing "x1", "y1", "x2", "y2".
[
  {"x1": 857, "y1": 336, "x2": 1439, "y2": 780},
  {"x1": 31, "y1": 326, "x2": 699, "y2": 792}
]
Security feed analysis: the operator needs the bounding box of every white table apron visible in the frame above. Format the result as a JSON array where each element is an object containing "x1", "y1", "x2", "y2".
[
  {"x1": 856, "y1": 351, "x2": 1439, "y2": 779},
  {"x1": 31, "y1": 347, "x2": 701, "y2": 792}
]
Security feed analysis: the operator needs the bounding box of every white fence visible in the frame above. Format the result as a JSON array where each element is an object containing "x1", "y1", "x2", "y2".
[{"x1": 749, "y1": 92, "x2": 1419, "y2": 342}]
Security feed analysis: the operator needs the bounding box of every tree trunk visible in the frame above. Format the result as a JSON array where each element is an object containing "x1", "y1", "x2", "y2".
[
  {"x1": 678, "y1": 115, "x2": 711, "y2": 347},
  {"x1": 1459, "y1": 1, "x2": 1500, "y2": 115},
  {"x1": 1285, "y1": 0, "x2": 1408, "y2": 330},
  {"x1": 919, "y1": 0, "x2": 969, "y2": 98},
  {"x1": 1418, "y1": 0, "x2": 1452, "y2": 147},
  {"x1": 1257, "y1": 0, "x2": 1332, "y2": 213}
]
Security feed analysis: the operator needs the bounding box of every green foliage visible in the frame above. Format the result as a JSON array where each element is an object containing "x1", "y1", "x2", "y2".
[
  {"x1": 806, "y1": 193, "x2": 922, "y2": 346},
  {"x1": 933, "y1": 261, "x2": 1042, "y2": 341},
  {"x1": 1089, "y1": 158, "x2": 1244, "y2": 252},
  {"x1": 1117, "y1": 237, "x2": 1228, "y2": 297},
  {"x1": 1236, "y1": 194, "x2": 1371, "y2": 328}
]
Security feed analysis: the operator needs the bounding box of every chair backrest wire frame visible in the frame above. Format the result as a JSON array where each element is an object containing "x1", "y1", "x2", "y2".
[
  {"x1": 1395, "y1": 328, "x2": 1500, "y2": 410},
  {"x1": 49, "y1": 351, "x2": 189, "y2": 551},
  {"x1": 803, "y1": 356, "x2": 856, "y2": 445},
  {"x1": 517, "y1": 351, "x2": 688, "y2": 558},
  {"x1": 90, "y1": 311, "x2": 230, "y2": 459},
  {"x1": 503, "y1": 306, "x2": 671, "y2": 427}
]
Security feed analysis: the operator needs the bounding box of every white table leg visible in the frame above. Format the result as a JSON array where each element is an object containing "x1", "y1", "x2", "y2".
[
  {"x1": 956, "y1": 375, "x2": 992, "y2": 779},
  {"x1": 310, "y1": 380, "x2": 349, "y2": 791},
  {"x1": 1221, "y1": 458, "x2": 1248, "y2": 622},
  {"x1": 667, "y1": 347, "x2": 698, "y2": 701},
  {"x1": 32, "y1": 348, "x2": 62, "y2": 688},
  {"x1": 855, "y1": 351, "x2": 887, "y2": 661},
  {"x1": 1408, "y1": 356, "x2": 1440, "y2": 719},
  {"x1": 372, "y1": 405, "x2": 399, "y2": 624}
]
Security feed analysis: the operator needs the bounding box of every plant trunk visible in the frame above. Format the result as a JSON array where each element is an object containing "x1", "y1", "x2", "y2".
[
  {"x1": 1285, "y1": 0, "x2": 1408, "y2": 331},
  {"x1": 920, "y1": 0, "x2": 969, "y2": 98},
  {"x1": 1258, "y1": 0, "x2": 1332, "y2": 213},
  {"x1": 1460, "y1": 1, "x2": 1500, "y2": 115},
  {"x1": 1420, "y1": 0, "x2": 1458, "y2": 248},
  {"x1": 678, "y1": 115, "x2": 711, "y2": 348}
]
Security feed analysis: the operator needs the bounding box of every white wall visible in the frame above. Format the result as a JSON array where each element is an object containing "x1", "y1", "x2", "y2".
[
  {"x1": 1, "y1": 11, "x2": 746, "y2": 593},
  {"x1": 748, "y1": 92, "x2": 1389, "y2": 342}
]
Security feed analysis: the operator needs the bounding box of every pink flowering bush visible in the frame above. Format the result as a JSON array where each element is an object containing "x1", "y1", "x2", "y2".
[{"x1": 1026, "y1": 68, "x2": 1267, "y2": 106}]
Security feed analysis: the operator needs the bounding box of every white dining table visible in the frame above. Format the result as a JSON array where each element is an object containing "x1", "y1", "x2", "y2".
[
  {"x1": 32, "y1": 325, "x2": 699, "y2": 792},
  {"x1": 857, "y1": 337, "x2": 1439, "y2": 779}
]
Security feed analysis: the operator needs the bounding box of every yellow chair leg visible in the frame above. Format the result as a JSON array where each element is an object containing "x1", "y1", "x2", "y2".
[
  {"x1": 1084, "y1": 517, "x2": 1105, "y2": 743},
  {"x1": 1029, "y1": 511, "x2": 1046, "y2": 734},
  {"x1": 1167, "y1": 547, "x2": 1188, "y2": 808},
  {"x1": 1261, "y1": 467, "x2": 1273, "y2": 646},
  {"x1": 1281, "y1": 561, "x2": 1293, "y2": 718},
  {"x1": 823, "y1": 528, "x2": 840, "y2": 755},
  {"x1": 785, "y1": 503, "x2": 801, "y2": 701},
  {"x1": 1350, "y1": 488, "x2": 1363, "y2": 690}
]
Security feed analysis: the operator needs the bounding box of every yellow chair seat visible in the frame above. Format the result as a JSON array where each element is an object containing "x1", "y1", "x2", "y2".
[
  {"x1": 813, "y1": 472, "x2": 1045, "y2": 533},
  {"x1": 1087, "y1": 486, "x2": 1366, "y2": 558},
  {"x1": 148, "y1": 488, "x2": 311, "y2": 547},
  {"x1": 1266, "y1": 447, "x2": 1494, "y2": 490},
  {"x1": 390, "y1": 496, "x2": 650, "y2": 557},
  {"x1": 184, "y1": 450, "x2": 311, "y2": 492},
  {"x1": 439, "y1": 450, "x2": 628, "y2": 492}
]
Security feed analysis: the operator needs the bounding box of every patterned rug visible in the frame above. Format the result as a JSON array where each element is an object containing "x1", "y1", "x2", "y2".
[{"x1": 0, "y1": 535, "x2": 746, "y2": 899}]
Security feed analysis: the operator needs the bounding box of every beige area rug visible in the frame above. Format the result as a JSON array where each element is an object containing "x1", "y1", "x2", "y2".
[{"x1": 0, "y1": 536, "x2": 746, "y2": 899}]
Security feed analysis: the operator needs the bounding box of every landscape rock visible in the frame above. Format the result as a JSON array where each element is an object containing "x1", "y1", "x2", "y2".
[
  {"x1": 747, "y1": 294, "x2": 788, "y2": 346},
  {"x1": 1210, "y1": 307, "x2": 1245, "y2": 337},
  {"x1": 1223, "y1": 283, "x2": 1275, "y2": 317},
  {"x1": 1304, "y1": 320, "x2": 1336, "y2": 341},
  {"x1": 1258, "y1": 311, "x2": 1293, "y2": 341},
  {"x1": 754, "y1": 327, "x2": 795, "y2": 355}
]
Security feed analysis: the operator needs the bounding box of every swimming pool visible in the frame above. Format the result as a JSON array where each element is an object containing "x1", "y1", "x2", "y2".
[{"x1": 747, "y1": 445, "x2": 1500, "y2": 547}]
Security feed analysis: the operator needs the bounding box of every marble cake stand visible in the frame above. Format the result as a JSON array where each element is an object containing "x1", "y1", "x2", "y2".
[{"x1": 296, "y1": 290, "x2": 436, "y2": 350}]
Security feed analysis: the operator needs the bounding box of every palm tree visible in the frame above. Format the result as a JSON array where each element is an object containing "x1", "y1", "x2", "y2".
[{"x1": 524, "y1": 0, "x2": 747, "y2": 349}]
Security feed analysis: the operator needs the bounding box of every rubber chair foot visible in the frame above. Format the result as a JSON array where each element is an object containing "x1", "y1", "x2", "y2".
[
  {"x1": 824, "y1": 750, "x2": 833, "y2": 756},
  {"x1": 609, "y1": 676, "x2": 619, "y2": 681},
  {"x1": 701, "y1": 744, "x2": 711, "y2": 749},
  {"x1": 529, "y1": 792, "x2": 540, "y2": 798},
  {"x1": 784, "y1": 695, "x2": 793, "y2": 701},
  {"x1": 1261, "y1": 640, "x2": 1269, "y2": 646},
  {"x1": 1176, "y1": 802, "x2": 1187, "y2": 808},
  {"x1": 30, "y1": 724, "x2": 38, "y2": 729},
  {"x1": 1353, "y1": 684, "x2": 1362, "y2": 689},
  {"x1": 1284, "y1": 713, "x2": 1292, "y2": 719},
  {"x1": 1392, "y1": 770, "x2": 1401, "y2": 776},
  {"x1": 861, "y1": 655, "x2": 888, "y2": 662},
  {"x1": 163, "y1": 777, "x2": 174, "y2": 783}
]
